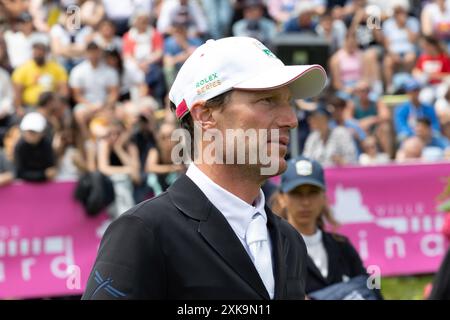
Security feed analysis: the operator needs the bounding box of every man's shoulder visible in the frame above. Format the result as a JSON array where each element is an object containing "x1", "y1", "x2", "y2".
[{"x1": 118, "y1": 191, "x2": 179, "y2": 227}]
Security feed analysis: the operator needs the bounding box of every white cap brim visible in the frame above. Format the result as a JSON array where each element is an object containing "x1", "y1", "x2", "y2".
[{"x1": 232, "y1": 64, "x2": 327, "y2": 99}]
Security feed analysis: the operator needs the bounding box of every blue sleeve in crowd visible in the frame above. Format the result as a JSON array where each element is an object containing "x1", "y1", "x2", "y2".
[{"x1": 394, "y1": 102, "x2": 414, "y2": 140}]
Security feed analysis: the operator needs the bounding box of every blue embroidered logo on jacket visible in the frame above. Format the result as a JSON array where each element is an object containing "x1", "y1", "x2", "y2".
[{"x1": 91, "y1": 270, "x2": 127, "y2": 298}]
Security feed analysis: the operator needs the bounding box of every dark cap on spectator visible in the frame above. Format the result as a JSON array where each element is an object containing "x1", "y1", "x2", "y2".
[
  {"x1": 281, "y1": 156, "x2": 326, "y2": 193},
  {"x1": 17, "y1": 11, "x2": 33, "y2": 23}
]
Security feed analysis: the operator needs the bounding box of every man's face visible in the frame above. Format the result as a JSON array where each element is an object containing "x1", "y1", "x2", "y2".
[
  {"x1": 244, "y1": 6, "x2": 263, "y2": 21},
  {"x1": 408, "y1": 89, "x2": 420, "y2": 102},
  {"x1": 87, "y1": 48, "x2": 102, "y2": 64},
  {"x1": 23, "y1": 130, "x2": 44, "y2": 144},
  {"x1": 211, "y1": 86, "x2": 297, "y2": 177},
  {"x1": 32, "y1": 46, "x2": 47, "y2": 65},
  {"x1": 415, "y1": 122, "x2": 431, "y2": 140}
]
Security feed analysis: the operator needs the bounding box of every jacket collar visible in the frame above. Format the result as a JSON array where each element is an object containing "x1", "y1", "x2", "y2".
[{"x1": 168, "y1": 174, "x2": 287, "y2": 299}]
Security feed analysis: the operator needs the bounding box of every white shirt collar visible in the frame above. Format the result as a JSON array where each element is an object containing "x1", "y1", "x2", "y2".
[{"x1": 186, "y1": 163, "x2": 267, "y2": 239}]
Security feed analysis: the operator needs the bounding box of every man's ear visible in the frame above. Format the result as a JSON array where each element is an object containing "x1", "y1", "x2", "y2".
[{"x1": 190, "y1": 101, "x2": 217, "y2": 130}]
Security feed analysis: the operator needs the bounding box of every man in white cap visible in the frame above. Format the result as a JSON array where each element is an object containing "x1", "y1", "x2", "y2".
[
  {"x1": 83, "y1": 37, "x2": 327, "y2": 300},
  {"x1": 14, "y1": 112, "x2": 57, "y2": 182}
]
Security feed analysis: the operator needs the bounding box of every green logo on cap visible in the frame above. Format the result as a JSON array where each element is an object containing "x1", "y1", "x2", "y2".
[{"x1": 263, "y1": 48, "x2": 276, "y2": 58}]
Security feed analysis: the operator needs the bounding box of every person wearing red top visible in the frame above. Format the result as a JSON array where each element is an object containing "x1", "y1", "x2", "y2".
[
  {"x1": 413, "y1": 35, "x2": 450, "y2": 104},
  {"x1": 414, "y1": 35, "x2": 450, "y2": 85},
  {"x1": 122, "y1": 10, "x2": 166, "y2": 105}
]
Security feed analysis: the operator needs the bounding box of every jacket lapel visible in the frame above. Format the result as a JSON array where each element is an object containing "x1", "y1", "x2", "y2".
[
  {"x1": 306, "y1": 255, "x2": 328, "y2": 285},
  {"x1": 266, "y1": 207, "x2": 287, "y2": 299},
  {"x1": 168, "y1": 174, "x2": 270, "y2": 299}
]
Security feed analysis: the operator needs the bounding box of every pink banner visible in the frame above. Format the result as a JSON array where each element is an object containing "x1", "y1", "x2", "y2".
[
  {"x1": 1, "y1": 163, "x2": 449, "y2": 298},
  {"x1": 325, "y1": 162, "x2": 450, "y2": 277},
  {"x1": 0, "y1": 181, "x2": 108, "y2": 299}
]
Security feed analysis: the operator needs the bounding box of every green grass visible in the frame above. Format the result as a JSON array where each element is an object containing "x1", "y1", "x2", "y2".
[{"x1": 381, "y1": 275, "x2": 434, "y2": 300}]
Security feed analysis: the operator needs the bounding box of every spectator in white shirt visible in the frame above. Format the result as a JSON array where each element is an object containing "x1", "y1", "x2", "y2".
[
  {"x1": 70, "y1": 42, "x2": 119, "y2": 139},
  {"x1": 303, "y1": 104, "x2": 358, "y2": 167},
  {"x1": 50, "y1": 9, "x2": 93, "y2": 71},
  {"x1": 3, "y1": 11, "x2": 49, "y2": 69},
  {"x1": 157, "y1": 0, "x2": 208, "y2": 37}
]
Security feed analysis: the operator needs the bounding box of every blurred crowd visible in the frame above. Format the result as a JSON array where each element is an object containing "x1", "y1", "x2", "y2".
[{"x1": 1, "y1": 0, "x2": 450, "y2": 218}]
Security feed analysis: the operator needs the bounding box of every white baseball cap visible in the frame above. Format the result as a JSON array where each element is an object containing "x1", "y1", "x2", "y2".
[
  {"x1": 169, "y1": 37, "x2": 327, "y2": 119},
  {"x1": 20, "y1": 112, "x2": 47, "y2": 133}
]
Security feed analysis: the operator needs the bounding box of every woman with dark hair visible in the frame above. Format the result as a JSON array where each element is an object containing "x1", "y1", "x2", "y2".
[
  {"x1": 104, "y1": 48, "x2": 148, "y2": 102},
  {"x1": 275, "y1": 156, "x2": 381, "y2": 299}
]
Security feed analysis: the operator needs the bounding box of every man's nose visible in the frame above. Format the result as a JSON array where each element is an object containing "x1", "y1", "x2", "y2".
[{"x1": 278, "y1": 103, "x2": 298, "y2": 130}]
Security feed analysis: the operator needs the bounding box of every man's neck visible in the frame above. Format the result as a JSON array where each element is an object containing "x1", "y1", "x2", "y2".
[{"x1": 195, "y1": 162, "x2": 262, "y2": 205}]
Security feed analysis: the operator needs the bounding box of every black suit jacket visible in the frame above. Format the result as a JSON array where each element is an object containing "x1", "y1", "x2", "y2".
[
  {"x1": 305, "y1": 231, "x2": 367, "y2": 294},
  {"x1": 82, "y1": 174, "x2": 308, "y2": 300}
]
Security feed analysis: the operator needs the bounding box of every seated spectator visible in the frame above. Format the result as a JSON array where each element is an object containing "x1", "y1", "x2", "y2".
[
  {"x1": 12, "y1": 40, "x2": 68, "y2": 116},
  {"x1": 303, "y1": 105, "x2": 358, "y2": 167},
  {"x1": 435, "y1": 84, "x2": 450, "y2": 123},
  {"x1": 283, "y1": 1, "x2": 317, "y2": 34},
  {"x1": 415, "y1": 117, "x2": 450, "y2": 150},
  {"x1": 394, "y1": 79, "x2": 441, "y2": 143},
  {"x1": 348, "y1": 0, "x2": 384, "y2": 51},
  {"x1": 316, "y1": 9, "x2": 347, "y2": 54},
  {"x1": 232, "y1": 0, "x2": 277, "y2": 45},
  {"x1": 14, "y1": 112, "x2": 57, "y2": 182},
  {"x1": 413, "y1": 36, "x2": 450, "y2": 105},
  {"x1": 163, "y1": 18, "x2": 203, "y2": 88},
  {"x1": 102, "y1": 0, "x2": 154, "y2": 36},
  {"x1": 359, "y1": 135, "x2": 390, "y2": 165},
  {"x1": 395, "y1": 136, "x2": 424, "y2": 163},
  {"x1": 0, "y1": 148, "x2": 14, "y2": 186},
  {"x1": 50, "y1": 8, "x2": 93, "y2": 71},
  {"x1": 0, "y1": 65, "x2": 14, "y2": 145},
  {"x1": 328, "y1": 95, "x2": 366, "y2": 150},
  {"x1": 382, "y1": 1, "x2": 419, "y2": 93},
  {"x1": 414, "y1": 36, "x2": 450, "y2": 86},
  {"x1": 92, "y1": 18, "x2": 122, "y2": 52},
  {"x1": 349, "y1": 80, "x2": 390, "y2": 133},
  {"x1": 3, "y1": 11, "x2": 49, "y2": 69},
  {"x1": 347, "y1": 2, "x2": 384, "y2": 95},
  {"x1": 421, "y1": 0, "x2": 450, "y2": 52},
  {"x1": 104, "y1": 49, "x2": 147, "y2": 103},
  {"x1": 157, "y1": 0, "x2": 208, "y2": 37},
  {"x1": 29, "y1": 0, "x2": 63, "y2": 33},
  {"x1": 131, "y1": 113, "x2": 156, "y2": 170},
  {"x1": 329, "y1": 32, "x2": 366, "y2": 98},
  {"x1": 200, "y1": 0, "x2": 232, "y2": 39},
  {"x1": 145, "y1": 122, "x2": 184, "y2": 195},
  {"x1": 97, "y1": 119, "x2": 140, "y2": 218},
  {"x1": 268, "y1": 0, "x2": 308, "y2": 25},
  {"x1": 122, "y1": 10, "x2": 165, "y2": 104},
  {"x1": 69, "y1": 42, "x2": 119, "y2": 139}
]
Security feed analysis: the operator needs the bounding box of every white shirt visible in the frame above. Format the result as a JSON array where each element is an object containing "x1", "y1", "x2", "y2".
[
  {"x1": 4, "y1": 31, "x2": 49, "y2": 68},
  {"x1": 157, "y1": 0, "x2": 208, "y2": 35},
  {"x1": 301, "y1": 229, "x2": 329, "y2": 279},
  {"x1": 186, "y1": 163, "x2": 274, "y2": 298},
  {"x1": 0, "y1": 68, "x2": 13, "y2": 115},
  {"x1": 69, "y1": 60, "x2": 119, "y2": 104}
]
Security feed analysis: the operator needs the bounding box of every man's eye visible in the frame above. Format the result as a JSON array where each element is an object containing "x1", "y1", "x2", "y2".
[{"x1": 258, "y1": 98, "x2": 273, "y2": 104}]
